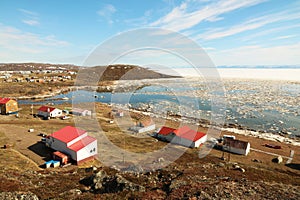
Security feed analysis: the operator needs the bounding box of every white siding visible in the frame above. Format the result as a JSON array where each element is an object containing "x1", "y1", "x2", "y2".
[
  {"x1": 38, "y1": 108, "x2": 62, "y2": 118},
  {"x1": 76, "y1": 140, "x2": 97, "y2": 161},
  {"x1": 137, "y1": 124, "x2": 156, "y2": 133},
  {"x1": 194, "y1": 135, "x2": 208, "y2": 148},
  {"x1": 223, "y1": 143, "x2": 250, "y2": 155},
  {"x1": 171, "y1": 136, "x2": 194, "y2": 147},
  {"x1": 50, "y1": 109, "x2": 62, "y2": 117}
]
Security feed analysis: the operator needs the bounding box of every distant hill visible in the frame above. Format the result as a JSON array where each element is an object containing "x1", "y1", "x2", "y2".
[
  {"x1": 0, "y1": 63, "x2": 179, "y2": 82},
  {"x1": 79, "y1": 64, "x2": 179, "y2": 81}
]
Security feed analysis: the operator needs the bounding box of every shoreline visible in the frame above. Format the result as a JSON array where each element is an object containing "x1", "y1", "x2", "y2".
[{"x1": 112, "y1": 103, "x2": 300, "y2": 146}]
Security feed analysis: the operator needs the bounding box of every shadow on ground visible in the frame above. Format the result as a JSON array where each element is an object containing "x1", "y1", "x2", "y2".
[
  {"x1": 28, "y1": 142, "x2": 53, "y2": 162},
  {"x1": 285, "y1": 163, "x2": 300, "y2": 170}
]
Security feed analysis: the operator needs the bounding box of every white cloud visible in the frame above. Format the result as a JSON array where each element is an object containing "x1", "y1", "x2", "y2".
[
  {"x1": 196, "y1": 7, "x2": 300, "y2": 40},
  {"x1": 150, "y1": 0, "x2": 267, "y2": 31},
  {"x1": 22, "y1": 19, "x2": 39, "y2": 26},
  {"x1": 124, "y1": 10, "x2": 153, "y2": 27},
  {"x1": 19, "y1": 8, "x2": 40, "y2": 26},
  {"x1": 97, "y1": 4, "x2": 117, "y2": 24},
  {"x1": 18, "y1": 8, "x2": 38, "y2": 16},
  {"x1": 273, "y1": 35, "x2": 297, "y2": 40},
  {"x1": 0, "y1": 23, "x2": 69, "y2": 53}
]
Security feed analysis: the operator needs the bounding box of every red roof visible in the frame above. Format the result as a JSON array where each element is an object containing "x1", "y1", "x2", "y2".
[
  {"x1": 173, "y1": 126, "x2": 191, "y2": 136},
  {"x1": 174, "y1": 126, "x2": 206, "y2": 142},
  {"x1": 50, "y1": 126, "x2": 87, "y2": 143},
  {"x1": 38, "y1": 105, "x2": 56, "y2": 113},
  {"x1": 68, "y1": 136, "x2": 97, "y2": 152},
  {"x1": 158, "y1": 126, "x2": 176, "y2": 135},
  {"x1": 0, "y1": 98, "x2": 12, "y2": 104},
  {"x1": 180, "y1": 130, "x2": 206, "y2": 142}
]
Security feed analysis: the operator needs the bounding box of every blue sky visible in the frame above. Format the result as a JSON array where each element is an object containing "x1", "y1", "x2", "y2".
[{"x1": 0, "y1": 0, "x2": 300, "y2": 66}]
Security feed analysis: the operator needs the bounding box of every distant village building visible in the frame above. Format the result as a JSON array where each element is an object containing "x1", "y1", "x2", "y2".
[
  {"x1": 45, "y1": 126, "x2": 97, "y2": 165},
  {"x1": 223, "y1": 138, "x2": 250, "y2": 155},
  {"x1": 71, "y1": 108, "x2": 92, "y2": 116},
  {"x1": 38, "y1": 105, "x2": 62, "y2": 118},
  {"x1": 0, "y1": 98, "x2": 18, "y2": 115},
  {"x1": 156, "y1": 126, "x2": 207, "y2": 148},
  {"x1": 129, "y1": 118, "x2": 156, "y2": 133}
]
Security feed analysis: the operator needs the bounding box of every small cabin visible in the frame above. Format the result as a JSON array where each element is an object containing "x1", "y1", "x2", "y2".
[
  {"x1": 0, "y1": 98, "x2": 18, "y2": 115},
  {"x1": 223, "y1": 138, "x2": 250, "y2": 155}
]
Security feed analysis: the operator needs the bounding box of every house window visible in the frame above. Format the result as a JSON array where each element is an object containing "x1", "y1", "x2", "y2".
[
  {"x1": 90, "y1": 149, "x2": 93, "y2": 153},
  {"x1": 93, "y1": 148, "x2": 95, "y2": 152}
]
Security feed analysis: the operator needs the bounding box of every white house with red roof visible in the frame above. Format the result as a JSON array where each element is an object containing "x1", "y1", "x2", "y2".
[
  {"x1": 156, "y1": 126, "x2": 207, "y2": 148},
  {"x1": 45, "y1": 126, "x2": 97, "y2": 164},
  {"x1": 38, "y1": 105, "x2": 62, "y2": 118}
]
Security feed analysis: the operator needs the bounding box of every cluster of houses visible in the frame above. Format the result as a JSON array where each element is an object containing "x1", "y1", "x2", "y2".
[
  {"x1": 0, "y1": 98, "x2": 92, "y2": 120},
  {"x1": 0, "y1": 68, "x2": 77, "y2": 83},
  {"x1": 37, "y1": 105, "x2": 92, "y2": 119},
  {"x1": 0, "y1": 96, "x2": 251, "y2": 168},
  {"x1": 3, "y1": 75, "x2": 73, "y2": 83}
]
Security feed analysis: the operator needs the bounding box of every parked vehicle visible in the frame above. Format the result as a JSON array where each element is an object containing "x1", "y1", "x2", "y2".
[{"x1": 60, "y1": 115, "x2": 70, "y2": 120}]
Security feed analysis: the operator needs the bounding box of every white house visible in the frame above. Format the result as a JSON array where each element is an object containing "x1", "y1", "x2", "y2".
[
  {"x1": 223, "y1": 138, "x2": 250, "y2": 155},
  {"x1": 38, "y1": 105, "x2": 62, "y2": 118},
  {"x1": 156, "y1": 126, "x2": 207, "y2": 148},
  {"x1": 129, "y1": 119, "x2": 156, "y2": 133},
  {"x1": 45, "y1": 126, "x2": 97, "y2": 164},
  {"x1": 71, "y1": 108, "x2": 92, "y2": 116}
]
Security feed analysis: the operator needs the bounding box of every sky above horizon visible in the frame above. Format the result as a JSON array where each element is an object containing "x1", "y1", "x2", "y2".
[{"x1": 1, "y1": 0, "x2": 300, "y2": 67}]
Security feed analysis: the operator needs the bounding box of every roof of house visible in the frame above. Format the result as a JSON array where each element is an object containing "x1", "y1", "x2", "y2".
[
  {"x1": 50, "y1": 126, "x2": 87, "y2": 143},
  {"x1": 68, "y1": 136, "x2": 97, "y2": 152},
  {"x1": 173, "y1": 126, "x2": 191, "y2": 136},
  {"x1": 224, "y1": 138, "x2": 249, "y2": 150},
  {"x1": 174, "y1": 126, "x2": 206, "y2": 142},
  {"x1": 180, "y1": 130, "x2": 206, "y2": 142},
  {"x1": 158, "y1": 126, "x2": 176, "y2": 135},
  {"x1": 0, "y1": 98, "x2": 13, "y2": 104},
  {"x1": 38, "y1": 105, "x2": 57, "y2": 113}
]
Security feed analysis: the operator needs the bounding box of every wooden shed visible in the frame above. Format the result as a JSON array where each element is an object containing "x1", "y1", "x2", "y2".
[{"x1": 0, "y1": 98, "x2": 18, "y2": 115}]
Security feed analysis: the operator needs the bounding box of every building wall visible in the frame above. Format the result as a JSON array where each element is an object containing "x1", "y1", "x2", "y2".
[
  {"x1": 0, "y1": 100, "x2": 18, "y2": 114},
  {"x1": 50, "y1": 109, "x2": 62, "y2": 117},
  {"x1": 38, "y1": 109, "x2": 62, "y2": 118},
  {"x1": 76, "y1": 140, "x2": 97, "y2": 162},
  {"x1": 6, "y1": 100, "x2": 18, "y2": 114},
  {"x1": 38, "y1": 110, "x2": 49, "y2": 118},
  {"x1": 223, "y1": 143, "x2": 250, "y2": 155},
  {"x1": 194, "y1": 135, "x2": 208, "y2": 148},
  {"x1": 46, "y1": 137, "x2": 77, "y2": 160},
  {"x1": 171, "y1": 136, "x2": 195, "y2": 147},
  {"x1": 137, "y1": 124, "x2": 156, "y2": 133}
]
